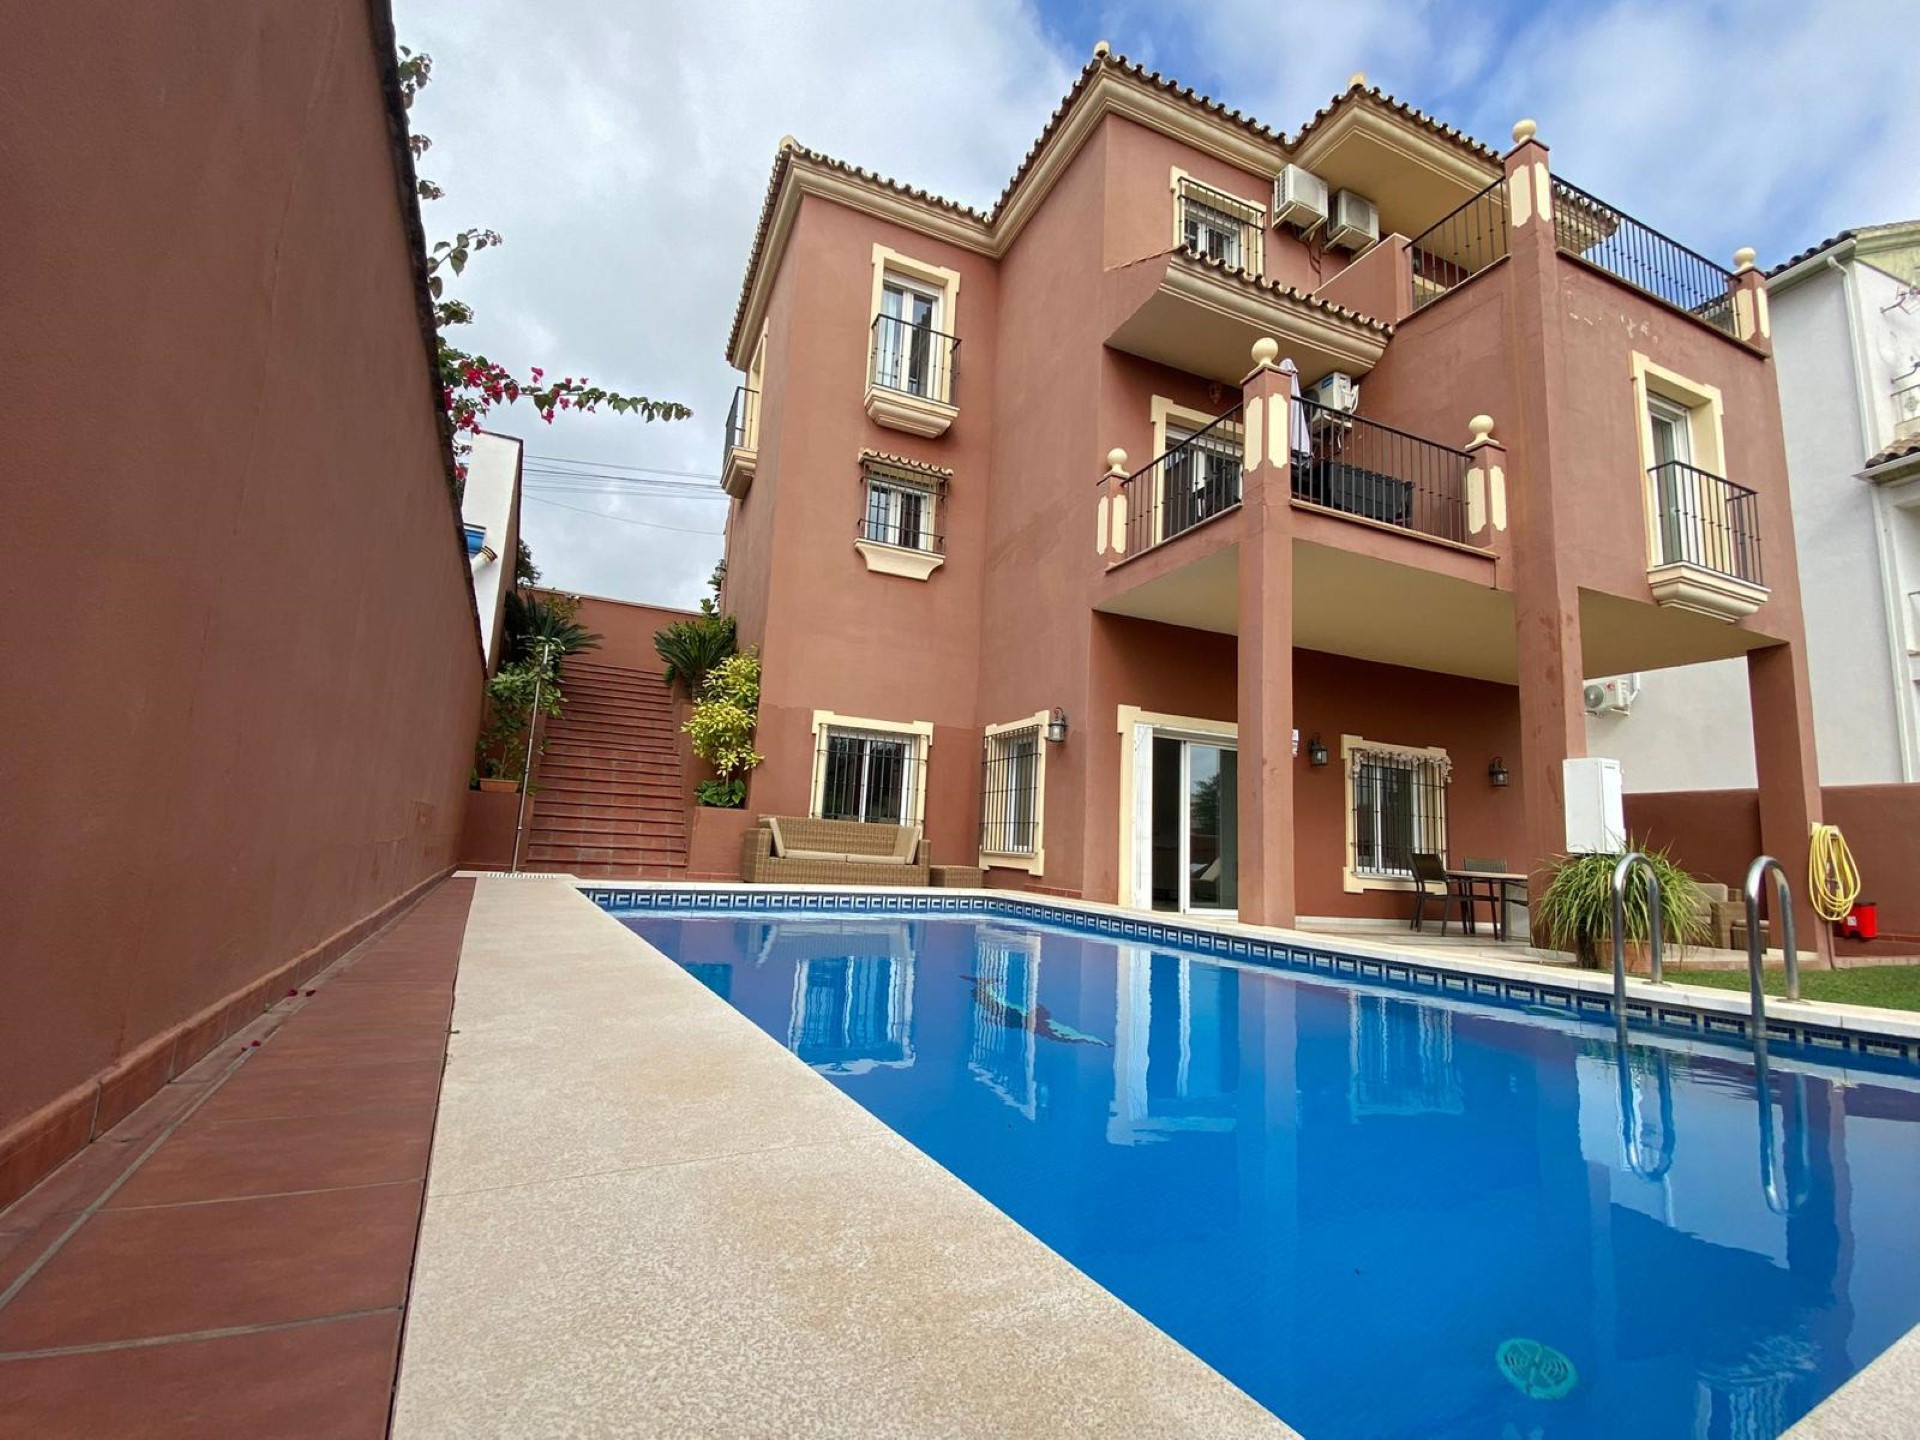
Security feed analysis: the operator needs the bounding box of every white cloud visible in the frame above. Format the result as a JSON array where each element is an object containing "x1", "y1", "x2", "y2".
[{"x1": 393, "y1": 0, "x2": 1070, "y2": 607}]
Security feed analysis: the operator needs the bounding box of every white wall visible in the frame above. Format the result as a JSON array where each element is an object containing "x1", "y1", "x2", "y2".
[
  {"x1": 462, "y1": 432, "x2": 523, "y2": 672},
  {"x1": 1588, "y1": 249, "x2": 1918, "y2": 790}
]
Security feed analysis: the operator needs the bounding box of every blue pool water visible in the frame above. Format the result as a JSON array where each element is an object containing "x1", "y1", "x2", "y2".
[{"x1": 627, "y1": 910, "x2": 1920, "y2": 1439}]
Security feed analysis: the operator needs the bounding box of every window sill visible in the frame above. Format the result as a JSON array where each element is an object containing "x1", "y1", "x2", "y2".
[
  {"x1": 1645, "y1": 561, "x2": 1768, "y2": 622},
  {"x1": 721, "y1": 444, "x2": 756, "y2": 499},
  {"x1": 865, "y1": 383, "x2": 957, "y2": 438},
  {"x1": 980, "y1": 848, "x2": 1043, "y2": 877},
  {"x1": 854, "y1": 539, "x2": 943, "y2": 580},
  {"x1": 1343, "y1": 870, "x2": 1418, "y2": 895}
]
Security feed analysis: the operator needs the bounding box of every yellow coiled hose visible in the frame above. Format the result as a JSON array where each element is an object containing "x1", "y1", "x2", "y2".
[{"x1": 1809, "y1": 823, "x2": 1862, "y2": 923}]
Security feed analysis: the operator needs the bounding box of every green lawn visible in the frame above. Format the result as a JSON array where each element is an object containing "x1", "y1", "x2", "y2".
[{"x1": 1666, "y1": 965, "x2": 1920, "y2": 1013}]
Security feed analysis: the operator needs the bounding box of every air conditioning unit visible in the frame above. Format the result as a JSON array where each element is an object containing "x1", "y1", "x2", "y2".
[
  {"x1": 1326, "y1": 189, "x2": 1379, "y2": 250},
  {"x1": 1582, "y1": 674, "x2": 1642, "y2": 715},
  {"x1": 1271, "y1": 164, "x2": 1328, "y2": 231},
  {"x1": 1312, "y1": 372, "x2": 1359, "y2": 414}
]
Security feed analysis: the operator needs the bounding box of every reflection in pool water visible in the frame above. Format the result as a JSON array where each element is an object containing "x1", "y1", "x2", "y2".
[{"x1": 629, "y1": 911, "x2": 1920, "y2": 1440}]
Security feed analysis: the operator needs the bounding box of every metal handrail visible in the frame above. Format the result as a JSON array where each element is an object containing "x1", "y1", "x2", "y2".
[
  {"x1": 1616, "y1": 1046, "x2": 1675, "y2": 1181},
  {"x1": 1741, "y1": 856, "x2": 1801, "y2": 1066},
  {"x1": 1609, "y1": 852, "x2": 1666, "y2": 1039},
  {"x1": 1755, "y1": 1061, "x2": 1811, "y2": 1216}
]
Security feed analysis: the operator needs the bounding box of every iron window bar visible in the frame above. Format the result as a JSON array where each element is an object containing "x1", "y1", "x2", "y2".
[
  {"x1": 1647, "y1": 460, "x2": 1763, "y2": 585},
  {"x1": 1408, "y1": 178, "x2": 1511, "y2": 313},
  {"x1": 1176, "y1": 176, "x2": 1266, "y2": 278},
  {"x1": 817, "y1": 727, "x2": 922, "y2": 826},
  {"x1": 859, "y1": 472, "x2": 945, "y2": 554},
  {"x1": 1549, "y1": 176, "x2": 1739, "y2": 337},
  {"x1": 1293, "y1": 398, "x2": 1474, "y2": 545},
  {"x1": 980, "y1": 726, "x2": 1042, "y2": 856},
  {"x1": 1351, "y1": 750, "x2": 1449, "y2": 879},
  {"x1": 869, "y1": 313, "x2": 959, "y2": 403},
  {"x1": 1117, "y1": 403, "x2": 1246, "y2": 554}
]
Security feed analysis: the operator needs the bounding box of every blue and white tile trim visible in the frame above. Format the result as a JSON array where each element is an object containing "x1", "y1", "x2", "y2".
[{"x1": 583, "y1": 884, "x2": 1920, "y2": 1077}]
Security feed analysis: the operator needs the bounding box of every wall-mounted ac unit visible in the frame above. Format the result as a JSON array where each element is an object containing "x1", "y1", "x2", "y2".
[
  {"x1": 1312, "y1": 372, "x2": 1358, "y2": 414},
  {"x1": 1272, "y1": 165, "x2": 1328, "y2": 231},
  {"x1": 1582, "y1": 674, "x2": 1643, "y2": 715},
  {"x1": 1327, "y1": 189, "x2": 1379, "y2": 250}
]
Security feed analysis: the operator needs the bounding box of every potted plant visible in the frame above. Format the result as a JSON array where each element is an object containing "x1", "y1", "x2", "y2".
[
  {"x1": 472, "y1": 656, "x2": 564, "y2": 793},
  {"x1": 1535, "y1": 842, "x2": 1708, "y2": 970},
  {"x1": 684, "y1": 649, "x2": 762, "y2": 807}
]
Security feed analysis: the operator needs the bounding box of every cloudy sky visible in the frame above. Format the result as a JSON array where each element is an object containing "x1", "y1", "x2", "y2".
[{"x1": 393, "y1": 0, "x2": 1918, "y2": 609}]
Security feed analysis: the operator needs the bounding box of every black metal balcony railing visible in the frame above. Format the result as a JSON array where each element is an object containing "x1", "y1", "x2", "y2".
[
  {"x1": 870, "y1": 313, "x2": 959, "y2": 403},
  {"x1": 725, "y1": 385, "x2": 758, "y2": 454},
  {"x1": 1177, "y1": 177, "x2": 1266, "y2": 278},
  {"x1": 1551, "y1": 177, "x2": 1738, "y2": 337},
  {"x1": 1294, "y1": 399, "x2": 1473, "y2": 544},
  {"x1": 1648, "y1": 461, "x2": 1763, "y2": 585},
  {"x1": 1117, "y1": 405, "x2": 1246, "y2": 553},
  {"x1": 1409, "y1": 179, "x2": 1510, "y2": 312}
]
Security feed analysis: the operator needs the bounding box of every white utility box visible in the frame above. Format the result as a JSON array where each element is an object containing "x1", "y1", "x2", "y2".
[{"x1": 1564, "y1": 757, "x2": 1625, "y2": 854}]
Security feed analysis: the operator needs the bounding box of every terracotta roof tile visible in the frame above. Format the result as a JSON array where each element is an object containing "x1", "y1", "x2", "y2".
[
  {"x1": 859, "y1": 448, "x2": 954, "y2": 480},
  {"x1": 1174, "y1": 246, "x2": 1393, "y2": 334},
  {"x1": 1288, "y1": 81, "x2": 1501, "y2": 165},
  {"x1": 1865, "y1": 433, "x2": 1920, "y2": 470},
  {"x1": 1767, "y1": 229, "x2": 1856, "y2": 278}
]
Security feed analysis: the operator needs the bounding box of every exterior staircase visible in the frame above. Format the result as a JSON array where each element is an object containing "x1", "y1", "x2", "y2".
[{"x1": 522, "y1": 658, "x2": 688, "y2": 878}]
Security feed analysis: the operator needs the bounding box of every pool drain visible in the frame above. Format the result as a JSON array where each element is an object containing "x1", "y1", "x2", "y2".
[{"x1": 1497, "y1": 1338, "x2": 1578, "y2": 1400}]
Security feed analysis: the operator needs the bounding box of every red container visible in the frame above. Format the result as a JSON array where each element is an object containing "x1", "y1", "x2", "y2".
[{"x1": 1840, "y1": 902, "x2": 1878, "y2": 941}]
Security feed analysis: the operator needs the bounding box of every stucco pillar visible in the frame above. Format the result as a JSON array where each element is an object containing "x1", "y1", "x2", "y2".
[
  {"x1": 1237, "y1": 339, "x2": 1296, "y2": 928},
  {"x1": 1500, "y1": 120, "x2": 1588, "y2": 935},
  {"x1": 1097, "y1": 448, "x2": 1130, "y2": 561},
  {"x1": 1728, "y1": 247, "x2": 1772, "y2": 356},
  {"x1": 1462, "y1": 414, "x2": 1512, "y2": 572},
  {"x1": 1748, "y1": 642, "x2": 1834, "y2": 964}
]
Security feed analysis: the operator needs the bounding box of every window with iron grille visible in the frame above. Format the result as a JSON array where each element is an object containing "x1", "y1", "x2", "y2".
[
  {"x1": 863, "y1": 475, "x2": 940, "y2": 553},
  {"x1": 981, "y1": 724, "x2": 1042, "y2": 857},
  {"x1": 1174, "y1": 175, "x2": 1265, "y2": 277},
  {"x1": 1349, "y1": 743, "x2": 1450, "y2": 880},
  {"x1": 816, "y1": 725, "x2": 923, "y2": 825}
]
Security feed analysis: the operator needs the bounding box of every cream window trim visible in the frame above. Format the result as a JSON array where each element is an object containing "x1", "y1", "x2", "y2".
[
  {"x1": 1340, "y1": 734, "x2": 1451, "y2": 895},
  {"x1": 980, "y1": 710, "x2": 1050, "y2": 876},
  {"x1": 808, "y1": 711, "x2": 934, "y2": 827},
  {"x1": 1630, "y1": 351, "x2": 1729, "y2": 567},
  {"x1": 1168, "y1": 167, "x2": 1266, "y2": 278},
  {"x1": 856, "y1": 466, "x2": 943, "y2": 579},
  {"x1": 1115, "y1": 705, "x2": 1239, "y2": 909}
]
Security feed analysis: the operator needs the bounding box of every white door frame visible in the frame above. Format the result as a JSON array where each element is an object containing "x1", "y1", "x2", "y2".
[{"x1": 1124, "y1": 720, "x2": 1238, "y2": 914}]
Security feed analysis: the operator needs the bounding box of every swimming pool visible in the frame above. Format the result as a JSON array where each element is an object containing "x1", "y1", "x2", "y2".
[{"x1": 623, "y1": 905, "x2": 1920, "y2": 1439}]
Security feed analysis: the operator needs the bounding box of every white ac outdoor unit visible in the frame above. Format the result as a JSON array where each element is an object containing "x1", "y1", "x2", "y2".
[
  {"x1": 1312, "y1": 372, "x2": 1358, "y2": 414},
  {"x1": 1272, "y1": 164, "x2": 1328, "y2": 231},
  {"x1": 1581, "y1": 674, "x2": 1643, "y2": 715},
  {"x1": 1327, "y1": 189, "x2": 1379, "y2": 250}
]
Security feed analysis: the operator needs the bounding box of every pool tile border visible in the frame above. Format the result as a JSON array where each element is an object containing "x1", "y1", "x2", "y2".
[{"x1": 583, "y1": 884, "x2": 1920, "y2": 1078}]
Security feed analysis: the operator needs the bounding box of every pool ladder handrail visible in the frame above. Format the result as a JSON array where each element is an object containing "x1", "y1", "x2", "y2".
[
  {"x1": 1741, "y1": 855, "x2": 1801, "y2": 1063},
  {"x1": 1609, "y1": 852, "x2": 1666, "y2": 1040}
]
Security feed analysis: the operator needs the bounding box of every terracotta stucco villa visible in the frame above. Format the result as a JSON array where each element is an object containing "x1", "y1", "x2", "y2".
[{"x1": 713, "y1": 45, "x2": 1826, "y2": 952}]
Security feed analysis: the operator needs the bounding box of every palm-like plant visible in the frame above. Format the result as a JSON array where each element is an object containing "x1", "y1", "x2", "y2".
[
  {"x1": 1535, "y1": 841, "x2": 1709, "y2": 968},
  {"x1": 504, "y1": 589, "x2": 601, "y2": 666},
  {"x1": 654, "y1": 613, "x2": 736, "y2": 693}
]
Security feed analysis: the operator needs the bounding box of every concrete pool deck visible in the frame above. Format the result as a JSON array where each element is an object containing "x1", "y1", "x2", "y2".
[{"x1": 391, "y1": 878, "x2": 1293, "y2": 1437}]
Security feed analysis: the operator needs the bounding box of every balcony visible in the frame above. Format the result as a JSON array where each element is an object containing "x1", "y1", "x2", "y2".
[
  {"x1": 1108, "y1": 402, "x2": 1479, "y2": 561},
  {"x1": 721, "y1": 385, "x2": 759, "y2": 498},
  {"x1": 1644, "y1": 460, "x2": 1768, "y2": 621},
  {"x1": 1550, "y1": 178, "x2": 1741, "y2": 339},
  {"x1": 865, "y1": 314, "x2": 959, "y2": 437}
]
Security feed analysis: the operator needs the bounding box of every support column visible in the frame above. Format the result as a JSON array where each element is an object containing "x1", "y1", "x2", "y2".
[
  {"x1": 1728, "y1": 247, "x2": 1773, "y2": 356},
  {"x1": 1749, "y1": 642, "x2": 1834, "y2": 965},
  {"x1": 1499, "y1": 119, "x2": 1588, "y2": 936},
  {"x1": 1237, "y1": 338, "x2": 1296, "y2": 927}
]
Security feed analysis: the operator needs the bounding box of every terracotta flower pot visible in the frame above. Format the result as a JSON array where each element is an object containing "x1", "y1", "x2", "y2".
[{"x1": 477, "y1": 777, "x2": 519, "y2": 794}]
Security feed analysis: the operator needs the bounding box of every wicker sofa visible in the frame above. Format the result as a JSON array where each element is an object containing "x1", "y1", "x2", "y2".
[{"x1": 740, "y1": 816, "x2": 931, "y2": 886}]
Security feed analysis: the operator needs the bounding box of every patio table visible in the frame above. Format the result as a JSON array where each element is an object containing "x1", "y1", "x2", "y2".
[{"x1": 1445, "y1": 868, "x2": 1528, "y2": 941}]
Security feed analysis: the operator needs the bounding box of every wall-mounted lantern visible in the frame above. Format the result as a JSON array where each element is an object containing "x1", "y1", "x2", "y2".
[
  {"x1": 1307, "y1": 733, "x2": 1329, "y2": 768},
  {"x1": 1045, "y1": 708, "x2": 1069, "y2": 744},
  {"x1": 1489, "y1": 757, "x2": 1511, "y2": 788}
]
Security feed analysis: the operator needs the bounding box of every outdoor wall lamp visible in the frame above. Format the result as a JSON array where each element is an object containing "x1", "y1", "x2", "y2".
[
  {"x1": 1306, "y1": 733, "x2": 1329, "y2": 767},
  {"x1": 1489, "y1": 757, "x2": 1511, "y2": 788},
  {"x1": 1045, "y1": 708, "x2": 1069, "y2": 744}
]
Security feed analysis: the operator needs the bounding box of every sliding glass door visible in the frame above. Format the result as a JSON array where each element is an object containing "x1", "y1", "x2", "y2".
[{"x1": 1149, "y1": 736, "x2": 1239, "y2": 914}]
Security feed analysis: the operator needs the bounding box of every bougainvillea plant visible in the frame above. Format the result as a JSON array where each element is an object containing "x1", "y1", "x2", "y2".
[{"x1": 397, "y1": 46, "x2": 690, "y2": 486}]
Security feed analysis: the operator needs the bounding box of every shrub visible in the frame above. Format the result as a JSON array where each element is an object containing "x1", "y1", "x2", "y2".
[
  {"x1": 654, "y1": 612, "x2": 736, "y2": 694},
  {"x1": 1535, "y1": 841, "x2": 1709, "y2": 968},
  {"x1": 504, "y1": 589, "x2": 601, "y2": 666},
  {"x1": 684, "y1": 650, "x2": 762, "y2": 806},
  {"x1": 474, "y1": 657, "x2": 564, "y2": 784}
]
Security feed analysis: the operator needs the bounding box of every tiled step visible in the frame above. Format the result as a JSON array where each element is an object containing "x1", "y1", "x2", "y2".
[
  {"x1": 528, "y1": 813, "x2": 686, "y2": 839},
  {"x1": 531, "y1": 799, "x2": 685, "y2": 822},
  {"x1": 543, "y1": 741, "x2": 681, "y2": 765},
  {"x1": 524, "y1": 844, "x2": 688, "y2": 867}
]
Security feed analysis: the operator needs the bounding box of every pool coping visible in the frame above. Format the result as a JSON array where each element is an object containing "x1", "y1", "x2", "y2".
[
  {"x1": 592, "y1": 878, "x2": 1920, "y2": 1436},
  {"x1": 584, "y1": 881, "x2": 1920, "y2": 1078}
]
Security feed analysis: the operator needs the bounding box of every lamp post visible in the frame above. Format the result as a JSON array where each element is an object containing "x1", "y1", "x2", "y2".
[{"x1": 509, "y1": 637, "x2": 559, "y2": 874}]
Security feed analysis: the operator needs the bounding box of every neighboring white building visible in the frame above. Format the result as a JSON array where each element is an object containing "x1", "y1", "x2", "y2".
[
  {"x1": 460, "y1": 431, "x2": 524, "y2": 673},
  {"x1": 1588, "y1": 222, "x2": 1920, "y2": 790}
]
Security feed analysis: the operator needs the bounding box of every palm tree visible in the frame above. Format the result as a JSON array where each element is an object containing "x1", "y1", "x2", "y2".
[{"x1": 504, "y1": 590, "x2": 602, "y2": 666}]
